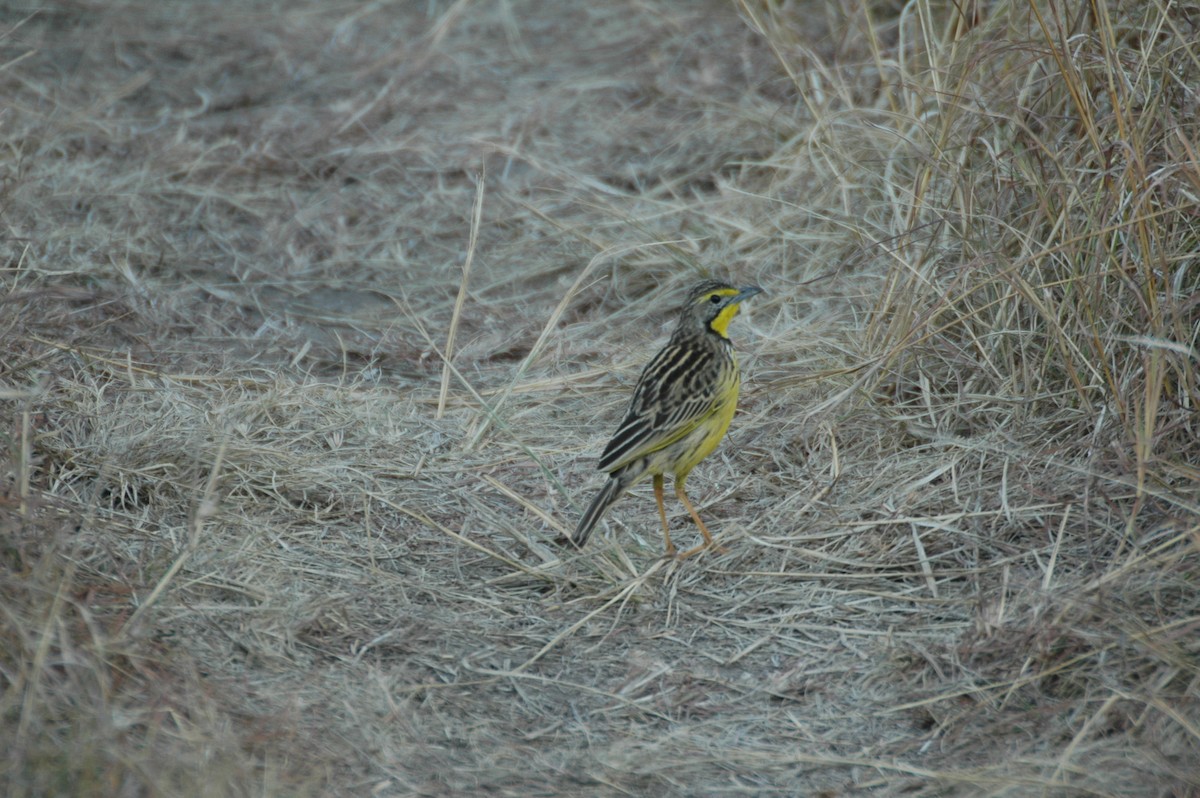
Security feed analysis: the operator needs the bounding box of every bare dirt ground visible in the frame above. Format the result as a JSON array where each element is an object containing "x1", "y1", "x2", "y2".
[{"x1": 3, "y1": 1, "x2": 1199, "y2": 796}]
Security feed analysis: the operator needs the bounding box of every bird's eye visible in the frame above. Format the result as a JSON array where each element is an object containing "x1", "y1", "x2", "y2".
[{"x1": 709, "y1": 294, "x2": 722, "y2": 304}]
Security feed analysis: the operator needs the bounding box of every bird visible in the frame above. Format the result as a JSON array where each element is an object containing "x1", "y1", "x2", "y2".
[{"x1": 572, "y1": 279, "x2": 763, "y2": 557}]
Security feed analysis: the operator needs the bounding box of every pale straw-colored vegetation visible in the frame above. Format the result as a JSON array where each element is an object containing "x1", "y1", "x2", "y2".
[{"x1": 3, "y1": 1, "x2": 1197, "y2": 795}]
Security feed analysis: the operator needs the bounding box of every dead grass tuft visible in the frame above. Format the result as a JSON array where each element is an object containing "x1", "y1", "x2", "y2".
[{"x1": 2, "y1": 0, "x2": 1198, "y2": 795}]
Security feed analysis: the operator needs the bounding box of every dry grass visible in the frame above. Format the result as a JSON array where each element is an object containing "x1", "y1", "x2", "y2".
[{"x1": 2, "y1": 0, "x2": 1198, "y2": 795}]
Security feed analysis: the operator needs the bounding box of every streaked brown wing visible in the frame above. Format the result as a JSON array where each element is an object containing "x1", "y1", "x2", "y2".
[{"x1": 597, "y1": 342, "x2": 720, "y2": 473}]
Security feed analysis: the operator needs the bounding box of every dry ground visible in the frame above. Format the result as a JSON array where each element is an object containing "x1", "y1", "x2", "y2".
[{"x1": 3, "y1": 1, "x2": 1199, "y2": 796}]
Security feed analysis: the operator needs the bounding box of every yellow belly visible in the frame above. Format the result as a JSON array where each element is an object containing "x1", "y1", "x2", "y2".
[
  {"x1": 641, "y1": 365, "x2": 740, "y2": 481},
  {"x1": 671, "y1": 394, "x2": 737, "y2": 476}
]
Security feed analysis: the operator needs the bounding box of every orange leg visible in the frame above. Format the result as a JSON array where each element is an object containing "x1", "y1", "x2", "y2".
[
  {"x1": 676, "y1": 479, "x2": 725, "y2": 558},
  {"x1": 653, "y1": 474, "x2": 676, "y2": 557}
]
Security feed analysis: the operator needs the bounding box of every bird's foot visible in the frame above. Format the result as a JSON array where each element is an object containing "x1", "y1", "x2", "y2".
[{"x1": 677, "y1": 540, "x2": 727, "y2": 559}]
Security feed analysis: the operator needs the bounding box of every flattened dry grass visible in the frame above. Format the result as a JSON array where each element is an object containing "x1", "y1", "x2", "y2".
[{"x1": 2, "y1": 1, "x2": 1198, "y2": 795}]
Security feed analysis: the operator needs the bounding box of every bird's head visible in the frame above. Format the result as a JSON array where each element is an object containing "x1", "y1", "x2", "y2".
[{"x1": 678, "y1": 280, "x2": 764, "y2": 339}]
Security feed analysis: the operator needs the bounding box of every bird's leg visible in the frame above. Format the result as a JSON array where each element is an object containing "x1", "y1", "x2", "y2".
[
  {"x1": 676, "y1": 479, "x2": 726, "y2": 557},
  {"x1": 653, "y1": 474, "x2": 675, "y2": 557}
]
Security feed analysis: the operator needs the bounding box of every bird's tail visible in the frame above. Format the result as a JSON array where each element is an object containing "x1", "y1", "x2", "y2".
[{"x1": 572, "y1": 477, "x2": 626, "y2": 547}]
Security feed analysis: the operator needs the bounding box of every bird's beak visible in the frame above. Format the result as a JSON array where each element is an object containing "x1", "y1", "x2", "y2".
[{"x1": 730, "y1": 285, "x2": 764, "y2": 305}]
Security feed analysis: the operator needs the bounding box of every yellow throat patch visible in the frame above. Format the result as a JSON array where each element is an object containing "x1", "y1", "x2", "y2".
[{"x1": 708, "y1": 289, "x2": 742, "y2": 338}]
